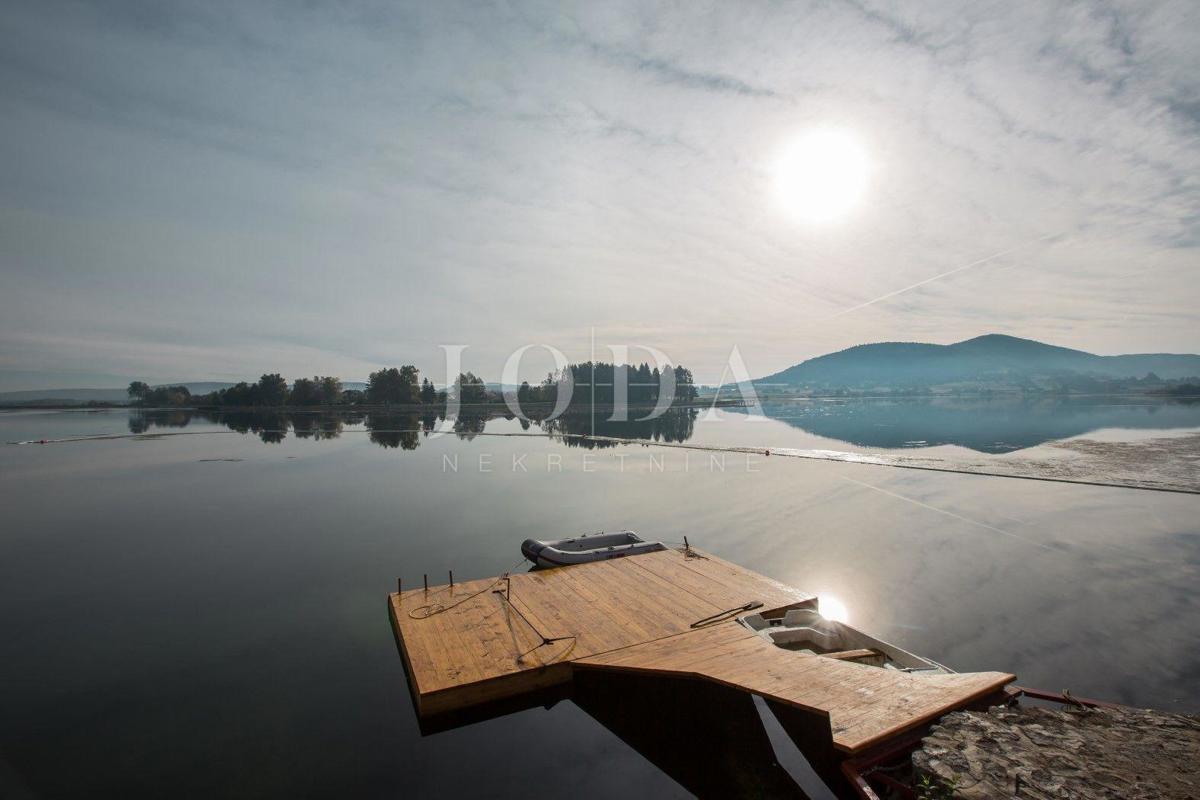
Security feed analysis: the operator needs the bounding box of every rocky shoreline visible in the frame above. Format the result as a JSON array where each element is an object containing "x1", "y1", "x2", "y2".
[{"x1": 913, "y1": 704, "x2": 1200, "y2": 799}]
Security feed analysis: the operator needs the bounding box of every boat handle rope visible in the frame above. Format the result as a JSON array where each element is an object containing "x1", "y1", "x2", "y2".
[{"x1": 690, "y1": 600, "x2": 763, "y2": 628}]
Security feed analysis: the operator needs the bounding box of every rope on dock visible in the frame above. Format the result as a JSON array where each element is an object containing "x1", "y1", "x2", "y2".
[
  {"x1": 491, "y1": 575, "x2": 578, "y2": 664},
  {"x1": 689, "y1": 600, "x2": 764, "y2": 628},
  {"x1": 406, "y1": 557, "x2": 529, "y2": 620},
  {"x1": 403, "y1": 559, "x2": 579, "y2": 663}
]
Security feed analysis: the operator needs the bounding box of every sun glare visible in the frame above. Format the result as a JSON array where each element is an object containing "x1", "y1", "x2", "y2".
[
  {"x1": 818, "y1": 593, "x2": 850, "y2": 624},
  {"x1": 774, "y1": 128, "x2": 870, "y2": 223}
]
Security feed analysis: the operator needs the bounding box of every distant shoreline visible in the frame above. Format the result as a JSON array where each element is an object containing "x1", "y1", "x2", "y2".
[
  {"x1": 0, "y1": 399, "x2": 746, "y2": 412},
  {"x1": 3, "y1": 392, "x2": 1197, "y2": 412}
]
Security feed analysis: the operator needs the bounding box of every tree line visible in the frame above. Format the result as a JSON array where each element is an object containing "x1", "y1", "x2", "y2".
[
  {"x1": 127, "y1": 367, "x2": 454, "y2": 408},
  {"x1": 126, "y1": 361, "x2": 698, "y2": 409},
  {"x1": 515, "y1": 362, "x2": 698, "y2": 409}
]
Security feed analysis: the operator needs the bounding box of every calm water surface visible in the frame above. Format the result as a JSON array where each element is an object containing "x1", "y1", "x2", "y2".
[{"x1": 1, "y1": 402, "x2": 1198, "y2": 798}]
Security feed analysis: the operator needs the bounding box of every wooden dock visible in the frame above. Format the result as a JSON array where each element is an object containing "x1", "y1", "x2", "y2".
[{"x1": 389, "y1": 548, "x2": 1014, "y2": 754}]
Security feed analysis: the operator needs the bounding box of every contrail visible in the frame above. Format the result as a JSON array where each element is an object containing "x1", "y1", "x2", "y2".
[
  {"x1": 828, "y1": 232, "x2": 1058, "y2": 318},
  {"x1": 839, "y1": 474, "x2": 1054, "y2": 551}
]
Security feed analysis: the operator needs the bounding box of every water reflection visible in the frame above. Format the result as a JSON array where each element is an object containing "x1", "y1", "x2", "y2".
[
  {"x1": 127, "y1": 408, "x2": 700, "y2": 450},
  {"x1": 544, "y1": 408, "x2": 698, "y2": 449},
  {"x1": 362, "y1": 413, "x2": 420, "y2": 450},
  {"x1": 128, "y1": 409, "x2": 193, "y2": 432},
  {"x1": 3, "y1": 408, "x2": 1197, "y2": 798},
  {"x1": 572, "y1": 671, "x2": 816, "y2": 798},
  {"x1": 743, "y1": 397, "x2": 1200, "y2": 453},
  {"x1": 127, "y1": 397, "x2": 1200, "y2": 455},
  {"x1": 452, "y1": 411, "x2": 489, "y2": 441},
  {"x1": 414, "y1": 665, "x2": 826, "y2": 798},
  {"x1": 292, "y1": 413, "x2": 356, "y2": 441}
]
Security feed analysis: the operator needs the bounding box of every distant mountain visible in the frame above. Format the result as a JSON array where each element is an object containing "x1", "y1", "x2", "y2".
[
  {"x1": 170, "y1": 382, "x2": 239, "y2": 395},
  {"x1": 0, "y1": 380, "x2": 377, "y2": 407},
  {"x1": 0, "y1": 387, "x2": 131, "y2": 404},
  {"x1": 757, "y1": 334, "x2": 1200, "y2": 389},
  {"x1": 0, "y1": 382, "x2": 237, "y2": 406}
]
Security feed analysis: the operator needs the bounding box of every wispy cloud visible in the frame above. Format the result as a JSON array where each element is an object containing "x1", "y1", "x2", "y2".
[
  {"x1": 0, "y1": 0, "x2": 1196, "y2": 389},
  {"x1": 828, "y1": 232, "x2": 1061, "y2": 319},
  {"x1": 574, "y1": 36, "x2": 783, "y2": 99}
]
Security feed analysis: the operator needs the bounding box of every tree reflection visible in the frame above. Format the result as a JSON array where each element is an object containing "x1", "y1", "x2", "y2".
[
  {"x1": 206, "y1": 411, "x2": 289, "y2": 443},
  {"x1": 292, "y1": 412, "x2": 359, "y2": 441},
  {"x1": 543, "y1": 409, "x2": 697, "y2": 449},
  {"x1": 365, "y1": 413, "x2": 421, "y2": 450},
  {"x1": 124, "y1": 406, "x2": 699, "y2": 452},
  {"x1": 453, "y1": 412, "x2": 488, "y2": 441},
  {"x1": 128, "y1": 409, "x2": 192, "y2": 432}
]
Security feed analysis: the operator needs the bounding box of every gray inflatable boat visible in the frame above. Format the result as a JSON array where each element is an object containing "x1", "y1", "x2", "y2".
[{"x1": 520, "y1": 530, "x2": 667, "y2": 568}]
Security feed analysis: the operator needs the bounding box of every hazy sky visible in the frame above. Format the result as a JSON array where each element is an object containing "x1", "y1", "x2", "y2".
[{"x1": 1, "y1": 1, "x2": 1197, "y2": 390}]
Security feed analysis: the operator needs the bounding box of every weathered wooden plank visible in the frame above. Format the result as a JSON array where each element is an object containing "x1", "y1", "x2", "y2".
[
  {"x1": 644, "y1": 550, "x2": 812, "y2": 610},
  {"x1": 575, "y1": 622, "x2": 1013, "y2": 752}
]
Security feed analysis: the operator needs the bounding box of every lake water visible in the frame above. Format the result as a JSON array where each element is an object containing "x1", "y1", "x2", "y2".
[{"x1": 2, "y1": 399, "x2": 1198, "y2": 798}]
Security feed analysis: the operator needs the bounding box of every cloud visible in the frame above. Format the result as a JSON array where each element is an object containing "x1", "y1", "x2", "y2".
[
  {"x1": 0, "y1": 0, "x2": 1196, "y2": 390},
  {"x1": 570, "y1": 35, "x2": 783, "y2": 99}
]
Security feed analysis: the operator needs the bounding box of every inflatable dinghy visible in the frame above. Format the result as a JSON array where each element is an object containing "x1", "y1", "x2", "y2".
[{"x1": 520, "y1": 530, "x2": 667, "y2": 568}]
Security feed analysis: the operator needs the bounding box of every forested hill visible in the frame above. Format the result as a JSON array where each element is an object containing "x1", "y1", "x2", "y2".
[{"x1": 757, "y1": 334, "x2": 1200, "y2": 390}]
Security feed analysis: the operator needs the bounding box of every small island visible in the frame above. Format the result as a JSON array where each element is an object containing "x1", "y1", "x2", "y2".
[{"x1": 125, "y1": 360, "x2": 700, "y2": 412}]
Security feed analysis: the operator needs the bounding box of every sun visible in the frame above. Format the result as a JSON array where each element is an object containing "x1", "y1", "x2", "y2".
[
  {"x1": 818, "y1": 593, "x2": 850, "y2": 624},
  {"x1": 774, "y1": 128, "x2": 870, "y2": 223}
]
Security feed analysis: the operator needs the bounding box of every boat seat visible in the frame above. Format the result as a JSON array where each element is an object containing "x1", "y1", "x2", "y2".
[
  {"x1": 824, "y1": 648, "x2": 877, "y2": 661},
  {"x1": 782, "y1": 608, "x2": 824, "y2": 627},
  {"x1": 824, "y1": 648, "x2": 887, "y2": 667},
  {"x1": 766, "y1": 626, "x2": 839, "y2": 650},
  {"x1": 739, "y1": 613, "x2": 770, "y2": 631}
]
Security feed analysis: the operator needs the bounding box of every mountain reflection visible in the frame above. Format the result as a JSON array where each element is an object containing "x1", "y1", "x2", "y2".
[{"x1": 740, "y1": 397, "x2": 1200, "y2": 453}]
